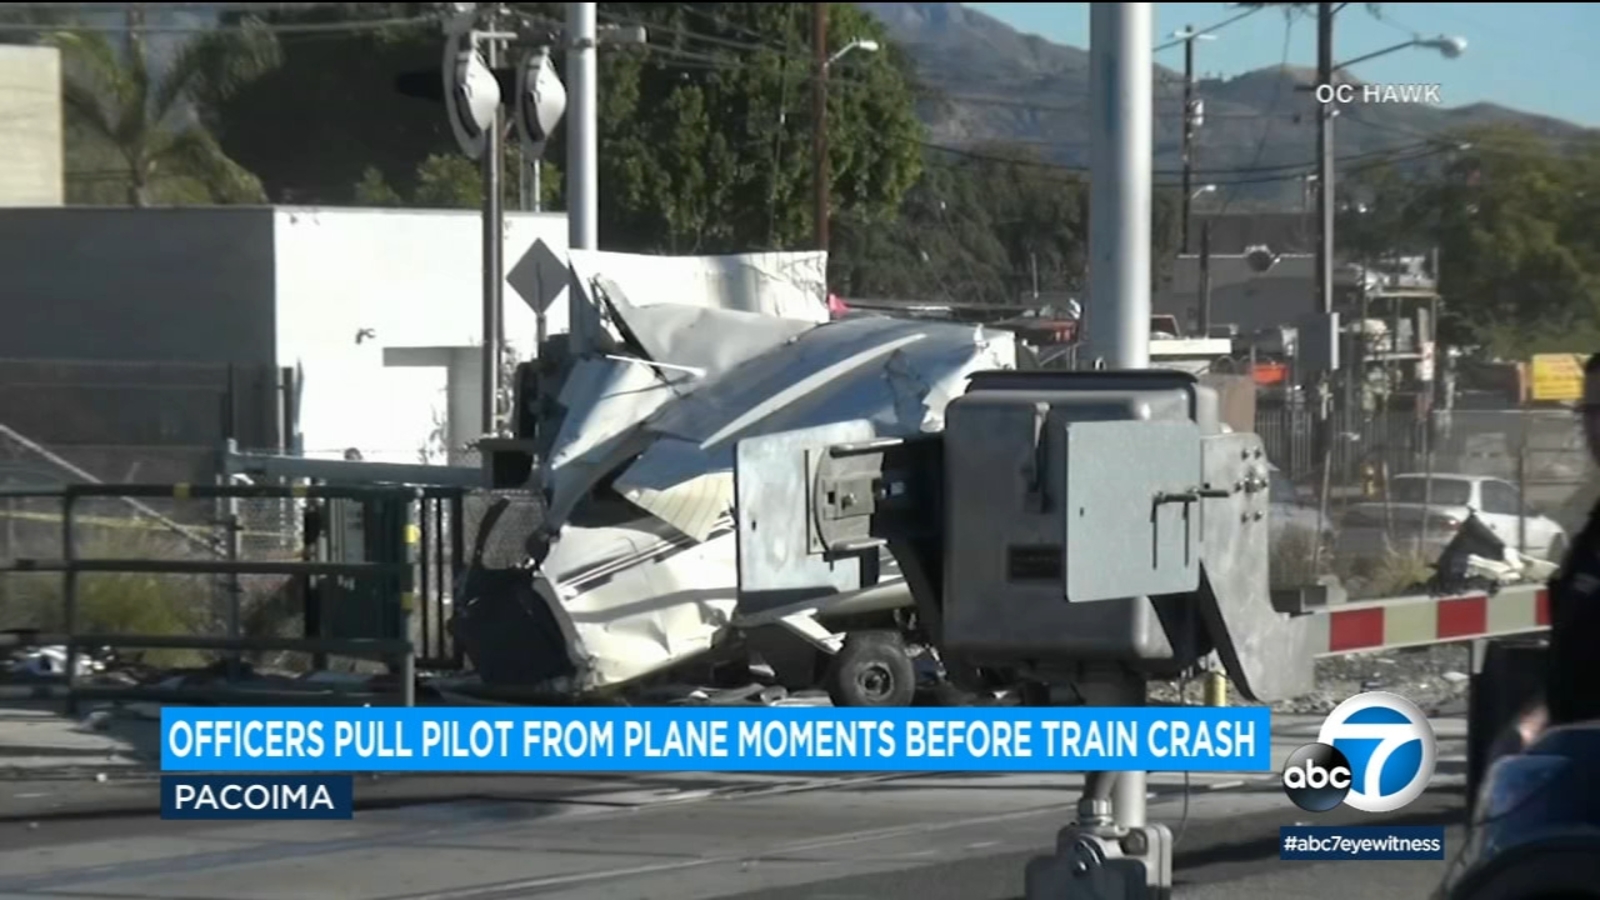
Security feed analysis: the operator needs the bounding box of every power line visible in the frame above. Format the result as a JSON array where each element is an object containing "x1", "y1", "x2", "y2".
[
  {"x1": 918, "y1": 138, "x2": 1456, "y2": 188},
  {"x1": 1218, "y1": 9, "x2": 1300, "y2": 215},
  {"x1": 923, "y1": 125, "x2": 1463, "y2": 177},
  {"x1": 0, "y1": 14, "x2": 435, "y2": 35},
  {"x1": 1341, "y1": 107, "x2": 1600, "y2": 160},
  {"x1": 600, "y1": 10, "x2": 806, "y2": 63},
  {"x1": 1153, "y1": 6, "x2": 1264, "y2": 53}
]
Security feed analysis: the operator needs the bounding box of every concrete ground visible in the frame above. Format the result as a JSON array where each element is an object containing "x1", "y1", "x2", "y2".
[{"x1": 0, "y1": 703, "x2": 1469, "y2": 900}]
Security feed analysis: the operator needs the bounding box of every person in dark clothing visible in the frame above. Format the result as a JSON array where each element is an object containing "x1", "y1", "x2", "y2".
[{"x1": 1544, "y1": 352, "x2": 1600, "y2": 727}]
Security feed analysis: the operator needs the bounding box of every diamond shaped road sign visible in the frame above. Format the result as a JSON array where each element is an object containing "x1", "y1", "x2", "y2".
[{"x1": 507, "y1": 238, "x2": 569, "y2": 313}]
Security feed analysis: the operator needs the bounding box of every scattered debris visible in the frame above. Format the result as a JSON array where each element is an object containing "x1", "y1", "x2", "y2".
[{"x1": 452, "y1": 252, "x2": 1017, "y2": 701}]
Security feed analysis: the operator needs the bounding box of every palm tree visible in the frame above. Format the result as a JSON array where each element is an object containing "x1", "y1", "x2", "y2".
[{"x1": 48, "y1": 8, "x2": 282, "y2": 207}]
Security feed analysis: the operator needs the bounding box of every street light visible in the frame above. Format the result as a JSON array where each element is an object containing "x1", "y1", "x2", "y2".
[
  {"x1": 832, "y1": 38, "x2": 883, "y2": 68},
  {"x1": 814, "y1": 35, "x2": 881, "y2": 252},
  {"x1": 1333, "y1": 34, "x2": 1467, "y2": 72},
  {"x1": 1190, "y1": 183, "x2": 1216, "y2": 201}
]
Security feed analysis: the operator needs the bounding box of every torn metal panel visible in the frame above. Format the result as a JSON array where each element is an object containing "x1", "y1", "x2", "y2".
[
  {"x1": 646, "y1": 317, "x2": 1014, "y2": 448},
  {"x1": 602, "y1": 298, "x2": 814, "y2": 381},
  {"x1": 567, "y1": 248, "x2": 829, "y2": 323},
  {"x1": 608, "y1": 318, "x2": 1016, "y2": 543},
  {"x1": 610, "y1": 437, "x2": 734, "y2": 544},
  {"x1": 538, "y1": 513, "x2": 739, "y2": 690},
  {"x1": 457, "y1": 303, "x2": 1017, "y2": 696},
  {"x1": 542, "y1": 357, "x2": 676, "y2": 526}
]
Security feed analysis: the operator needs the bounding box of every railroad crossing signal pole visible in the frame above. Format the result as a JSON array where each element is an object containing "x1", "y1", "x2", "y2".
[
  {"x1": 1086, "y1": 2, "x2": 1153, "y2": 374},
  {"x1": 481, "y1": 5, "x2": 506, "y2": 436},
  {"x1": 434, "y1": 4, "x2": 641, "y2": 435},
  {"x1": 1087, "y1": 0, "x2": 1154, "y2": 832}
]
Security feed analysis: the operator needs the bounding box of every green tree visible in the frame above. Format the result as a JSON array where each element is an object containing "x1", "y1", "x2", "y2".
[
  {"x1": 594, "y1": 3, "x2": 923, "y2": 254},
  {"x1": 831, "y1": 144, "x2": 1088, "y2": 305},
  {"x1": 205, "y1": 3, "x2": 457, "y2": 204},
  {"x1": 213, "y1": 3, "x2": 922, "y2": 255},
  {"x1": 1438, "y1": 129, "x2": 1600, "y2": 354},
  {"x1": 48, "y1": 12, "x2": 281, "y2": 206},
  {"x1": 353, "y1": 166, "x2": 405, "y2": 206},
  {"x1": 1336, "y1": 126, "x2": 1600, "y2": 355},
  {"x1": 353, "y1": 144, "x2": 564, "y2": 211}
]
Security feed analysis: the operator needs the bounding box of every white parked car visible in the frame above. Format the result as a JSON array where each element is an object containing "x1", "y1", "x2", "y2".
[{"x1": 1338, "y1": 473, "x2": 1568, "y2": 564}]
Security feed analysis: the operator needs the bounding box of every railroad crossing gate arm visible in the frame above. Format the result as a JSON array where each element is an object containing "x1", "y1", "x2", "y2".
[{"x1": 1196, "y1": 430, "x2": 1319, "y2": 703}]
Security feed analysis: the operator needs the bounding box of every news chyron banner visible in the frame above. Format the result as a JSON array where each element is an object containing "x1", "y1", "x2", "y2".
[{"x1": 158, "y1": 706, "x2": 1272, "y2": 819}]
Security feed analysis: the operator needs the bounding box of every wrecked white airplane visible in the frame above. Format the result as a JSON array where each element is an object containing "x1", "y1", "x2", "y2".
[{"x1": 450, "y1": 244, "x2": 1018, "y2": 705}]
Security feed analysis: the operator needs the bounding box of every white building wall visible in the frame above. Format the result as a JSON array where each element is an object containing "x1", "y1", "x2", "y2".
[
  {"x1": 0, "y1": 207, "x2": 276, "y2": 363},
  {"x1": 270, "y1": 207, "x2": 569, "y2": 464},
  {"x1": 0, "y1": 46, "x2": 63, "y2": 207}
]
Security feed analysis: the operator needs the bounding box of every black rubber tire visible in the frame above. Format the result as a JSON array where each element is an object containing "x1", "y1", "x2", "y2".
[{"x1": 824, "y1": 631, "x2": 917, "y2": 708}]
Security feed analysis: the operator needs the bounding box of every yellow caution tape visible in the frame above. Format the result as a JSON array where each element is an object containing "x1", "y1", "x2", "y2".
[
  {"x1": 291, "y1": 484, "x2": 308, "y2": 497},
  {"x1": 173, "y1": 483, "x2": 191, "y2": 499},
  {"x1": 404, "y1": 524, "x2": 421, "y2": 545}
]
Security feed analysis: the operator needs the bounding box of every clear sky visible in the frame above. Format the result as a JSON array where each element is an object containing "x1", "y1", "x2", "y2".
[{"x1": 967, "y1": 2, "x2": 1599, "y2": 127}]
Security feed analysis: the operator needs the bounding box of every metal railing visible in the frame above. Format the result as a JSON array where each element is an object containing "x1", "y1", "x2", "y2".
[{"x1": 0, "y1": 482, "x2": 423, "y2": 710}]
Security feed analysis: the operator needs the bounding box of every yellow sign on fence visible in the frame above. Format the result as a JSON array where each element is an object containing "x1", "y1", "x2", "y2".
[{"x1": 1530, "y1": 353, "x2": 1587, "y2": 402}]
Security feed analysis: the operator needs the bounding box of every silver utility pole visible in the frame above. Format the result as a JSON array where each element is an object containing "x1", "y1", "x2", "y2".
[
  {"x1": 1087, "y1": 2, "x2": 1152, "y2": 372},
  {"x1": 566, "y1": 2, "x2": 598, "y2": 358},
  {"x1": 567, "y1": 2, "x2": 598, "y2": 251},
  {"x1": 1086, "y1": 1, "x2": 1154, "y2": 834},
  {"x1": 481, "y1": 6, "x2": 505, "y2": 436}
]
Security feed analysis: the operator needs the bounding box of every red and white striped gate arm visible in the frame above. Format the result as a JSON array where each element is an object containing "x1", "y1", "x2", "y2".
[{"x1": 1310, "y1": 583, "x2": 1550, "y2": 657}]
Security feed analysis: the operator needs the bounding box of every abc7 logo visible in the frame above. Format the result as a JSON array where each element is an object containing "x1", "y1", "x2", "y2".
[
  {"x1": 1281, "y1": 743, "x2": 1355, "y2": 812},
  {"x1": 1282, "y1": 692, "x2": 1437, "y2": 813}
]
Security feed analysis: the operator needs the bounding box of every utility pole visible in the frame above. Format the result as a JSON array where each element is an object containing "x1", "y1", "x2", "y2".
[
  {"x1": 1315, "y1": 1, "x2": 1334, "y2": 317},
  {"x1": 811, "y1": 2, "x2": 829, "y2": 253},
  {"x1": 1087, "y1": 2, "x2": 1152, "y2": 373},
  {"x1": 1087, "y1": 3, "x2": 1153, "y2": 834},
  {"x1": 481, "y1": 4, "x2": 504, "y2": 436},
  {"x1": 567, "y1": 2, "x2": 599, "y2": 358},
  {"x1": 568, "y1": 2, "x2": 598, "y2": 251},
  {"x1": 1198, "y1": 220, "x2": 1213, "y2": 337},
  {"x1": 1179, "y1": 24, "x2": 1197, "y2": 254}
]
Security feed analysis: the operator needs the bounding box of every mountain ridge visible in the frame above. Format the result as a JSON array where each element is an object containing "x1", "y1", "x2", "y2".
[{"x1": 863, "y1": 2, "x2": 1593, "y2": 209}]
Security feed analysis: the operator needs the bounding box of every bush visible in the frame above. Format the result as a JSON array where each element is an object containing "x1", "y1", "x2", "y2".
[
  {"x1": 1270, "y1": 525, "x2": 1328, "y2": 589},
  {"x1": 1363, "y1": 549, "x2": 1434, "y2": 597},
  {"x1": 1, "y1": 523, "x2": 212, "y2": 667},
  {"x1": 1331, "y1": 546, "x2": 1434, "y2": 600}
]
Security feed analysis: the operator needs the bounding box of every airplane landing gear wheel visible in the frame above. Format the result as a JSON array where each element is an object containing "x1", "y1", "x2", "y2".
[{"x1": 825, "y1": 631, "x2": 916, "y2": 708}]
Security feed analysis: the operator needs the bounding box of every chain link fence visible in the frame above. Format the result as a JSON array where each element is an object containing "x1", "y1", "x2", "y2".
[
  {"x1": 1438, "y1": 408, "x2": 1595, "y2": 536},
  {"x1": 0, "y1": 421, "x2": 213, "y2": 643},
  {"x1": 1258, "y1": 401, "x2": 1596, "y2": 597},
  {"x1": 1323, "y1": 407, "x2": 1593, "y2": 596}
]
